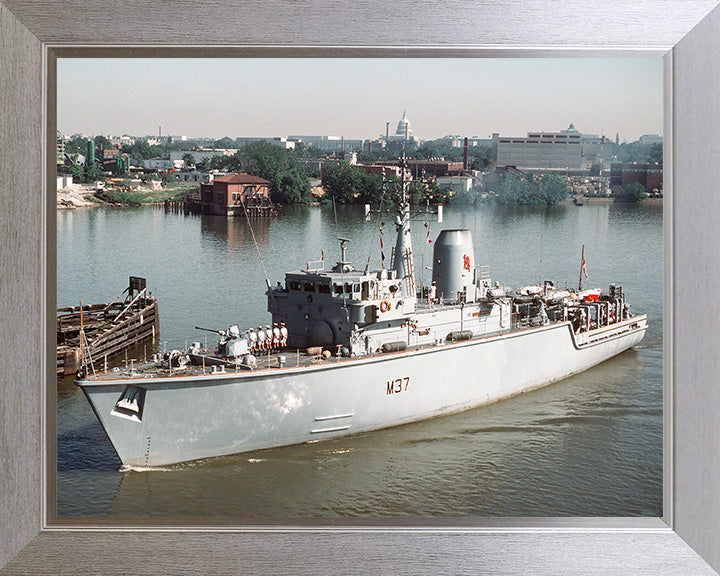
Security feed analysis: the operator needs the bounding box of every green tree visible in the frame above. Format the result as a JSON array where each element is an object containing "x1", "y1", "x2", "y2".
[
  {"x1": 495, "y1": 174, "x2": 535, "y2": 205},
  {"x1": 64, "y1": 136, "x2": 87, "y2": 156},
  {"x1": 538, "y1": 174, "x2": 569, "y2": 205},
  {"x1": 356, "y1": 148, "x2": 396, "y2": 163},
  {"x1": 292, "y1": 141, "x2": 326, "y2": 159},
  {"x1": 618, "y1": 181, "x2": 648, "y2": 202},
  {"x1": 469, "y1": 146, "x2": 493, "y2": 169},
  {"x1": 271, "y1": 166, "x2": 311, "y2": 204},
  {"x1": 68, "y1": 162, "x2": 84, "y2": 182},
  {"x1": 648, "y1": 143, "x2": 663, "y2": 163},
  {"x1": 84, "y1": 164, "x2": 102, "y2": 183},
  {"x1": 414, "y1": 142, "x2": 441, "y2": 160},
  {"x1": 196, "y1": 157, "x2": 212, "y2": 172},
  {"x1": 321, "y1": 162, "x2": 362, "y2": 204},
  {"x1": 357, "y1": 172, "x2": 385, "y2": 205},
  {"x1": 214, "y1": 137, "x2": 235, "y2": 149},
  {"x1": 225, "y1": 141, "x2": 313, "y2": 203},
  {"x1": 493, "y1": 173, "x2": 567, "y2": 206},
  {"x1": 406, "y1": 179, "x2": 450, "y2": 206},
  {"x1": 447, "y1": 187, "x2": 482, "y2": 206},
  {"x1": 616, "y1": 140, "x2": 663, "y2": 164},
  {"x1": 182, "y1": 153, "x2": 195, "y2": 169},
  {"x1": 94, "y1": 135, "x2": 111, "y2": 150},
  {"x1": 425, "y1": 180, "x2": 450, "y2": 205},
  {"x1": 121, "y1": 140, "x2": 163, "y2": 162}
]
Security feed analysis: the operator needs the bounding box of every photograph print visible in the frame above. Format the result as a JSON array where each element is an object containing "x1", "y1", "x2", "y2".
[{"x1": 56, "y1": 57, "x2": 663, "y2": 519}]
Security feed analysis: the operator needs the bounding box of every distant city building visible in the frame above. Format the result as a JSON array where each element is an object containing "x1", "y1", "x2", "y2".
[
  {"x1": 289, "y1": 135, "x2": 362, "y2": 152},
  {"x1": 235, "y1": 137, "x2": 295, "y2": 150},
  {"x1": 173, "y1": 171, "x2": 231, "y2": 184},
  {"x1": 109, "y1": 135, "x2": 136, "y2": 147},
  {"x1": 297, "y1": 158, "x2": 337, "y2": 174},
  {"x1": 495, "y1": 129, "x2": 583, "y2": 171},
  {"x1": 168, "y1": 149, "x2": 238, "y2": 165},
  {"x1": 188, "y1": 137, "x2": 216, "y2": 146},
  {"x1": 143, "y1": 157, "x2": 183, "y2": 170},
  {"x1": 561, "y1": 122, "x2": 580, "y2": 134},
  {"x1": 579, "y1": 134, "x2": 614, "y2": 169},
  {"x1": 493, "y1": 124, "x2": 617, "y2": 172},
  {"x1": 432, "y1": 135, "x2": 492, "y2": 149},
  {"x1": 381, "y1": 111, "x2": 421, "y2": 151},
  {"x1": 481, "y1": 165, "x2": 529, "y2": 191},
  {"x1": 638, "y1": 134, "x2": 663, "y2": 146},
  {"x1": 435, "y1": 175, "x2": 477, "y2": 195},
  {"x1": 98, "y1": 146, "x2": 121, "y2": 160}
]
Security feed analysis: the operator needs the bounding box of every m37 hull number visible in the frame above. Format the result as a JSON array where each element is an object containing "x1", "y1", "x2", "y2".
[{"x1": 386, "y1": 377, "x2": 410, "y2": 395}]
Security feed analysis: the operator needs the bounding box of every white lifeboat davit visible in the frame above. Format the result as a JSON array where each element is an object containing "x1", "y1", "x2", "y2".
[
  {"x1": 518, "y1": 284, "x2": 544, "y2": 296},
  {"x1": 576, "y1": 288, "x2": 601, "y2": 302}
]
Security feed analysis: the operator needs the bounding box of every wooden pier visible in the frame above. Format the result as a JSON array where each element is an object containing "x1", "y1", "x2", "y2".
[
  {"x1": 157, "y1": 195, "x2": 278, "y2": 217},
  {"x1": 160, "y1": 196, "x2": 203, "y2": 215},
  {"x1": 57, "y1": 277, "x2": 159, "y2": 376}
]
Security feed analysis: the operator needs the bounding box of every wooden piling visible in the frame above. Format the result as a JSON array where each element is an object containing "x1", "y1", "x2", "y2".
[{"x1": 57, "y1": 277, "x2": 160, "y2": 376}]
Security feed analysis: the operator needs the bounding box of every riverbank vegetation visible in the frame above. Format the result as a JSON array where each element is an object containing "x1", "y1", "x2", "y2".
[
  {"x1": 490, "y1": 173, "x2": 569, "y2": 206},
  {"x1": 618, "y1": 181, "x2": 649, "y2": 202},
  {"x1": 95, "y1": 182, "x2": 199, "y2": 205},
  {"x1": 320, "y1": 162, "x2": 451, "y2": 207}
]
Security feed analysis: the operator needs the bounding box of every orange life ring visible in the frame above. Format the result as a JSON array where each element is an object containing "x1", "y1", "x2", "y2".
[{"x1": 380, "y1": 299, "x2": 391, "y2": 313}]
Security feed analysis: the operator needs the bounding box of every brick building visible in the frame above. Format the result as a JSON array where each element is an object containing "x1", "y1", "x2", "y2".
[
  {"x1": 200, "y1": 172, "x2": 273, "y2": 216},
  {"x1": 610, "y1": 163, "x2": 663, "y2": 193}
]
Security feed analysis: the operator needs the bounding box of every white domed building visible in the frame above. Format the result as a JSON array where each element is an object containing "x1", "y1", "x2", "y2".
[{"x1": 382, "y1": 111, "x2": 420, "y2": 150}]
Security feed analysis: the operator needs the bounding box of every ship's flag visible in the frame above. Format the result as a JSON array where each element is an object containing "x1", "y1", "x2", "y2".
[
  {"x1": 581, "y1": 247, "x2": 589, "y2": 279},
  {"x1": 380, "y1": 237, "x2": 384, "y2": 249},
  {"x1": 425, "y1": 222, "x2": 432, "y2": 244}
]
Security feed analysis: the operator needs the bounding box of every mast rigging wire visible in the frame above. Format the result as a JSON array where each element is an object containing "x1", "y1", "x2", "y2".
[{"x1": 239, "y1": 194, "x2": 272, "y2": 292}]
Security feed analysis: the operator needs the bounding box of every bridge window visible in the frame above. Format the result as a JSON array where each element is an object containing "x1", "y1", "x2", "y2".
[
  {"x1": 361, "y1": 281, "x2": 370, "y2": 300},
  {"x1": 317, "y1": 283, "x2": 330, "y2": 294},
  {"x1": 303, "y1": 282, "x2": 315, "y2": 292},
  {"x1": 289, "y1": 281, "x2": 301, "y2": 291}
]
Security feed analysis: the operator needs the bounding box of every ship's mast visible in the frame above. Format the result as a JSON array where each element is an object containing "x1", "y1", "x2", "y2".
[{"x1": 393, "y1": 150, "x2": 415, "y2": 298}]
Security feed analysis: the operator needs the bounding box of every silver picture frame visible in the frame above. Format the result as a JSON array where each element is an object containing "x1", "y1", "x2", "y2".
[{"x1": 2, "y1": 1, "x2": 720, "y2": 573}]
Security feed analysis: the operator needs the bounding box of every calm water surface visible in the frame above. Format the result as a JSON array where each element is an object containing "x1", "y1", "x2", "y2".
[{"x1": 57, "y1": 202, "x2": 662, "y2": 518}]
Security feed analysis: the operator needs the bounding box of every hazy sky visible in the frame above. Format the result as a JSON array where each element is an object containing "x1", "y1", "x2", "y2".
[{"x1": 58, "y1": 58, "x2": 662, "y2": 142}]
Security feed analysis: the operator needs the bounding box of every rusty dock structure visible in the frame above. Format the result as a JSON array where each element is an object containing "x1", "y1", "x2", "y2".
[{"x1": 57, "y1": 277, "x2": 159, "y2": 376}]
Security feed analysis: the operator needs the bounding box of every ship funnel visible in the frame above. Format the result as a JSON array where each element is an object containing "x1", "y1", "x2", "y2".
[{"x1": 432, "y1": 229, "x2": 476, "y2": 303}]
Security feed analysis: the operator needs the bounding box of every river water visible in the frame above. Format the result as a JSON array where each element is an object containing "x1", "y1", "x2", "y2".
[{"x1": 57, "y1": 201, "x2": 663, "y2": 518}]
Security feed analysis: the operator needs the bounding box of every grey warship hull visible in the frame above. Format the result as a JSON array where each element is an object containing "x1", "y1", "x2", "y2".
[{"x1": 77, "y1": 313, "x2": 646, "y2": 467}]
